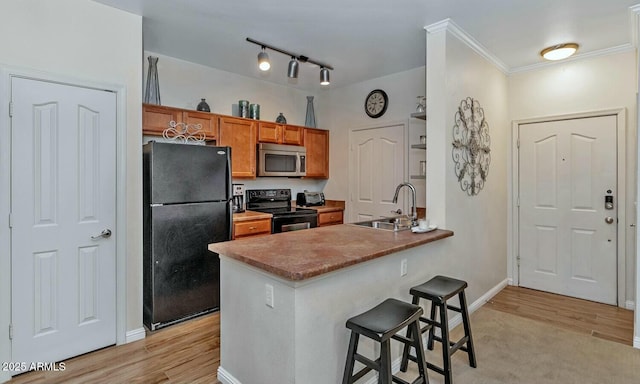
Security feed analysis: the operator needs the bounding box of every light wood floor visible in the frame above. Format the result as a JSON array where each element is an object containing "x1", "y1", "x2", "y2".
[{"x1": 9, "y1": 286, "x2": 634, "y2": 384}]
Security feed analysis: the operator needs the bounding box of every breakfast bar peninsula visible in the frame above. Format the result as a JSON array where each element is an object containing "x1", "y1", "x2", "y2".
[{"x1": 209, "y1": 223, "x2": 454, "y2": 384}]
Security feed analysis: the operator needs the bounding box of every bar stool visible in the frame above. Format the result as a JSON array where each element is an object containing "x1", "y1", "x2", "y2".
[
  {"x1": 342, "y1": 298, "x2": 429, "y2": 384},
  {"x1": 400, "y1": 275, "x2": 476, "y2": 384}
]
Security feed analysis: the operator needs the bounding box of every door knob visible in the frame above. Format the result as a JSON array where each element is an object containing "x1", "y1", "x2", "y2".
[
  {"x1": 91, "y1": 229, "x2": 112, "y2": 240},
  {"x1": 605, "y1": 217, "x2": 614, "y2": 224},
  {"x1": 391, "y1": 209, "x2": 402, "y2": 215}
]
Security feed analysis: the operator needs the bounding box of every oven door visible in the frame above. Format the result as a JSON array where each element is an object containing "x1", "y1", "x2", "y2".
[{"x1": 272, "y1": 214, "x2": 318, "y2": 233}]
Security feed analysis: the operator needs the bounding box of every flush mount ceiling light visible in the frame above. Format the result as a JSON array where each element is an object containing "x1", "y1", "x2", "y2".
[
  {"x1": 257, "y1": 47, "x2": 271, "y2": 71},
  {"x1": 247, "y1": 37, "x2": 333, "y2": 85},
  {"x1": 540, "y1": 43, "x2": 579, "y2": 61}
]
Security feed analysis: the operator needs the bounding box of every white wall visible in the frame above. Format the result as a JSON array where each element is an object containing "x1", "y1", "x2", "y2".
[
  {"x1": 144, "y1": 51, "x2": 328, "y2": 195},
  {"x1": 426, "y1": 26, "x2": 510, "y2": 297},
  {"x1": 0, "y1": 0, "x2": 142, "y2": 381},
  {"x1": 323, "y1": 67, "x2": 427, "y2": 208},
  {"x1": 509, "y1": 51, "x2": 638, "y2": 306}
]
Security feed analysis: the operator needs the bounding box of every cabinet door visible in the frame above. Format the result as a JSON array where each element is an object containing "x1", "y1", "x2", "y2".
[
  {"x1": 218, "y1": 116, "x2": 257, "y2": 178},
  {"x1": 143, "y1": 104, "x2": 182, "y2": 136},
  {"x1": 282, "y1": 125, "x2": 304, "y2": 146},
  {"x1": 257, "y1": 122, "x2": 281, "y2": 144},
  {"x1": 304, "y1": 128, "x2": 329, "y2": 179},
  {"x1": 183, "y1": 110, "x2": 218, "y2": 140}
]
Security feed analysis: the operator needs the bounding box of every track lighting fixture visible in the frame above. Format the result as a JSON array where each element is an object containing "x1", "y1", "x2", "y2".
[
  {"x1": 257, "y1": 47, "x2": 271, "y2": 71},
  {"x1": 320, "y1": 67, "x2": 330, "y2": 85},
  {"x1": 247, "y1": 37, "x2": 333, "y2": 85},
  {"x1": 287, "y1": 57, "x2": 299, "y2": 78}
]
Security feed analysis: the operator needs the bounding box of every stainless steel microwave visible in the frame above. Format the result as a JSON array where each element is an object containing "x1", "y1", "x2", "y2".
[{"x1": 257, "y1": 143, "x2": 306, "y2": 177}]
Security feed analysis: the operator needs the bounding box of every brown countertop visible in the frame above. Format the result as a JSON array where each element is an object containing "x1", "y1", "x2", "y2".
[
  {"x1": 209, "y1": 224, "x2": 453, "y2": 281},
  {"x1": 232, "y1": 210, "x2": 273, "y2": 222},
  {"x1": 304, "y1": 205, "x2": 344, "y2": 214}
]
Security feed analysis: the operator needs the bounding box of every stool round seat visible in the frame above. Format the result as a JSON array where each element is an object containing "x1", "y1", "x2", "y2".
[
  {"x1": 343, "y1": 298, "x2": 429, "y2": 384},
  {"x1": 409, "y1": 275, "x2": 468, "y2": 304}
]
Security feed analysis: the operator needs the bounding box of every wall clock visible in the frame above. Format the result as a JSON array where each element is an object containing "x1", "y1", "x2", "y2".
[
  {"x1": 364, "y1": 89, "x2": 388, "y2": 118},
  {"x1": 452, "y1": 97, "x2": 491, "y2": 196}
]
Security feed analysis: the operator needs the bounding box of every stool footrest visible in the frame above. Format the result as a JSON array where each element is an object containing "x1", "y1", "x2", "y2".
[
  {"x1": 354, "y1": 354, "x2": 379, "y2": 371},
  {"x1": 391, "y1": 333, "x2": 414, "y2": 345},
  {"x1": 446, "y1": 304, "x2": 462, "y2": 313}
]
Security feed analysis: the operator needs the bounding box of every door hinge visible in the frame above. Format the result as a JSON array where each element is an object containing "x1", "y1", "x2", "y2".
[
  {"x1": 9, "y1": 101, "x2": 13, "y2": 117},
  {"x1": 8, "y1": 213, "x2": 12, "y2": 228},
  {"x1": 9, "y1": 324, "x2": 13, "y2": 340},
  {"x1": 516, "y1": 197, "x2": 520, "y2": 207},
  {"x1": 516, "y1": 255, "x2": 521, "y2": 266},
  {"x1": 517, "y1": 138, "x2": 520, "y2": 148}
]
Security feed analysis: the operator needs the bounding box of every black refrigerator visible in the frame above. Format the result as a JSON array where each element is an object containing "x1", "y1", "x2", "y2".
[{"x1": 143, "y1": 141, "x2": 232, "y2": 330}]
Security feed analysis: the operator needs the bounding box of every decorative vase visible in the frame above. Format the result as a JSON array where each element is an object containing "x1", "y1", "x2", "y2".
[
  {"x1": 197, "y1": 98, "x2": 210, "y2": 112},
  {"x1": 275, "y1": 113, "x2": 287, "y2": 124},
  {"x1": 249, "y1": 104, "x2": 260, "y2": 120},
  {"x1": 144, "y1": 56, "x2": 161, "y2": 105},
  {"x1": 305, "y1": 96, "x2": 316, "y2": 128},
  {"x1": 238, "y1": 100, "x2": 249, "y2": 118}
]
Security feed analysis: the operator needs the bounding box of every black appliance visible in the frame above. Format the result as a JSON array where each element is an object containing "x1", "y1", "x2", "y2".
[
  {"x1": 296, "y1": 191, "x2": 325, "y2": 207},
  {"x1": 143, "y1": 141, "x2": 232, "y2": 331},
  {"x1": 246, "y1": 189, "x2": 317, "y2": 233}
]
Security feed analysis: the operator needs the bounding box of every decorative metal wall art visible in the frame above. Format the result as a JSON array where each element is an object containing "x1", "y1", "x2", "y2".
[
  {"x1": 452, "y1": 97, "x2": 491, "y2": 196},
  {"x1": 163, "y1": 121, "x2": 206, "y2": 144}
]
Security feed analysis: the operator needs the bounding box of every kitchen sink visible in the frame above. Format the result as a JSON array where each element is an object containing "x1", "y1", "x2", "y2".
[{"x1": 350, "y1": 216, "x2": 413, "y2": 232}]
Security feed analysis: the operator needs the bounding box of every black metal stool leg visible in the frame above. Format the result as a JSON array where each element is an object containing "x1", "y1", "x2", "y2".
[
  {"x1": 400, "y1": 296, "x2": 421, "y2": 372},
  {"x1": 427, "y1": 301, "x2": 436, "y2": 350},
  {"x1": 410, "y1": 319, "x2": 430, "y2": 384},
  {"x1": 459, "y1": 291, "x2": 477, "y2": 368},
  {"x1": 379, "y1": 339, "x2": 392, "y2": 384},
  {"x1": 439, "y1": 302, "x2": 452, "y2": 384},
  {"x1": 342, "y1": 332, "x2": 359, "y2": 384}
]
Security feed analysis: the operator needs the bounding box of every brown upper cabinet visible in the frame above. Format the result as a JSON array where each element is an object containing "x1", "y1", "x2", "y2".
[
  {"x1": 143, "y1": 104, "x2": 218, "y2": 140},
  {"x1": 257, "y1": 122, "x2": 304, "y2": 146},
  {"x1": 304, "y1": 128, "x2": 329, "y2": 179},
  {"x1": 218, "y1": 116, "x2": 257, "y2": 178}
]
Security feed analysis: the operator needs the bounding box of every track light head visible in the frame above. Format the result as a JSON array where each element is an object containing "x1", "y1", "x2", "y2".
[
  {"x1": 258, "y1": 48, "x2": 270, "y2": 71},
  {"x1": 287, "y1": 57, "x2": 299, "y2": 78},
  {"x1": 320, "y1": 67, "x2": 330, "y2": 85}
]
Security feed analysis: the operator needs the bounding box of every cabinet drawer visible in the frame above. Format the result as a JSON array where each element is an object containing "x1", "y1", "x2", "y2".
[
  {"x1": 233, "y1": 218, "x2": 271, "y2": 239},
  {"x1": 318, "y1": 211, "x2": 343, "y2": 226}
]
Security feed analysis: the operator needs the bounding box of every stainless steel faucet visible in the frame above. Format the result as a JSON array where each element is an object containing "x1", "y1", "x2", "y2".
[{"x1": 392, "y1": 182, "x2": 418, "y2": 226}]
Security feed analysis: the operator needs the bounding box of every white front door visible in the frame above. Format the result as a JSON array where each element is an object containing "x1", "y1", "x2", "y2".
[
  {"x1": 349, "y1": 124, "x2": 405, "y2": 222},
  {"x1": 518, "y1": 115, "x2": 617, "y2": 305},
  {"x1": 11, "y1": 77, "x2": 117, "y2": 367}
]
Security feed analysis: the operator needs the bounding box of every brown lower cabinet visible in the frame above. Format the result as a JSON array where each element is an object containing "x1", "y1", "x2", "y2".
[
  {"x1": 233, "y1": 218, "x2": 271, "y2": 239},
  {"x1": 318, "y1": 210, "x2": 344, "y2": 226}
]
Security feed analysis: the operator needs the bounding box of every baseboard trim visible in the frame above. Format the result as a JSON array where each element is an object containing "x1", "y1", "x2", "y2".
[
  {"x1": 124, "y1": 327, "x2": 146, "y2": 344},
  {"x1": 625, "y1": 300, "x2": 635, "y2": 311},
  {"x1": 217, "y1": 279, "x2": 510, "y2": 384},
  {"x1": 218, "y1": 366, "x2": 242, "y2": 384}
]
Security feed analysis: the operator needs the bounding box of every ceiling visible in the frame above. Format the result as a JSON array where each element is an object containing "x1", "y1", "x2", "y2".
[{"x1": 94, "y1": 0, "x2": 639, "y2": 90}]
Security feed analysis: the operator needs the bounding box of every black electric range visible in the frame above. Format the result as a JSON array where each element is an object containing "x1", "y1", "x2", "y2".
[{"x1": 246, "y1": 189, "x2": 318, "y2": 233}]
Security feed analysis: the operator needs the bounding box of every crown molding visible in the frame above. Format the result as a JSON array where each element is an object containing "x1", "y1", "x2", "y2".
[
  {"x1": 424, "y1": 18, "x2": 509, "y2": 74},
  {"x1": 629, "y1": 4, "x2": 640, "y2": 47}
]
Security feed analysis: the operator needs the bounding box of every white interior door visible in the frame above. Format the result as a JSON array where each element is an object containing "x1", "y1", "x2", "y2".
[
  {"x1": 518, "y1": 115, "x2": 617, "y2": 305},
  {"x1": 10, "y1": 77, "x2": 117, "y2": 368},
  {"x1": 350, "y1": 124, "x2": 405, "y2": 222}
]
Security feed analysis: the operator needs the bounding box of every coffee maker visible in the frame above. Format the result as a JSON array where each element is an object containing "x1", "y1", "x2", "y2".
[{"x1": 232, "y1": 184, "x2": 245, "y2": 213}]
